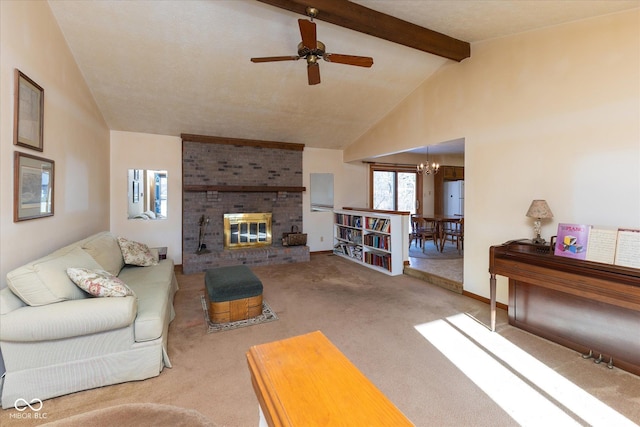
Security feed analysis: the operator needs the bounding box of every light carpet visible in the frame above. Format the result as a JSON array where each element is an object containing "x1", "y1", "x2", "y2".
[
  {"x1": 41, "y1": 403, "x2": 217, "y2": 426},
  {"x1": 201, "y1": 296, "x2": 278, "y2": 333}
]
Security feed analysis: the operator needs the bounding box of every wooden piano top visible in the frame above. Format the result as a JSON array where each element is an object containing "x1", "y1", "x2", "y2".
[{"x1": 490, "y1": 239, "x2": 640, "y2": 288}]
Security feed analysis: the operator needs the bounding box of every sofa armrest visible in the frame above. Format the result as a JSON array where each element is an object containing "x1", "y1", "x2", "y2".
[
  {"x1": 0, "y1": 287, "x2": 26, "y2": 315},
  {"x1": 0, "y1": 296, "x2": 137, "y2": 342}
]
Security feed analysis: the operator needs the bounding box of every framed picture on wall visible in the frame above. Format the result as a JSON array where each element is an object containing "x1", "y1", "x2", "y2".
[
  {"x1": 14, "y1": 151, "x2": 54, "y2": 222},
  {"x1": 14, "y1": 69, "x2": 44, "y2": 152}
]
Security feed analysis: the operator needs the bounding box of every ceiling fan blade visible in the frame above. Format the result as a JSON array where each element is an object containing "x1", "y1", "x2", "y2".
[
  {"x1": 298, "y1": 19, "x2": 317, "y2": 49},
  {"x1": 251, "y1": 56, "x2": 300, "y2": 63},
  {"x1": 307, "y1": 63, "x2": 320, "y2": 85},
  {"x1": 324, "y1": 53, "x2": 374, "y2": 68}
]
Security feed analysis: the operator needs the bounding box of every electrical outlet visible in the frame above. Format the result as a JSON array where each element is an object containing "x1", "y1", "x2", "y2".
[{"x1": 320, "y1": 236, "x2": 324, "y2": 242}]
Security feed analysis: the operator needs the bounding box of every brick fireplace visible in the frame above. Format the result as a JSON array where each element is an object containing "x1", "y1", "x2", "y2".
[{"x1": 181, "y1": 134, "x2": 310, "y2": 274}]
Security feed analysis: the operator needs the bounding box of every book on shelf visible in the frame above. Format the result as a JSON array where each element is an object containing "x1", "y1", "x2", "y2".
[
  {"x1": 554, "y1": 223, "x2": 590, "y2": 260},
  {"x1": 334, "y1": 242, "x2": 363, "y2": 260},
  {"x1": 336, "y1": 227, "x2": 362, "y2": 244},
  {"x1": 335, "y1": 213, "x2": 362, "y2": 228},
  {"x1": 366, "y1": 217, "x2": 390, "y2": 233},
  {"x1": 364, "y1": 252, "x2": 391, "y2": 271},
  {"x1": 363, "y1": 234, "x2": 390, "y2": 250}
]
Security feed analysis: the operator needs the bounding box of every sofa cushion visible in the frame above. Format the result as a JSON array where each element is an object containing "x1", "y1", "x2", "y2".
[
  {"x1": 117, "y1": 237, "x2": 158, "y2": 267},
  {"x1": 67, "y1": 268, "x2": 136, "y2": 297},
  {"x1": 81, "y1": 232, "x2": 125, "y2": 276},
  {"x1": 6, "y1": 246, "x2": 103, "y2": 306},
  {"x1": 118, "y1": 260, "x2": 174, "y2": 342}
]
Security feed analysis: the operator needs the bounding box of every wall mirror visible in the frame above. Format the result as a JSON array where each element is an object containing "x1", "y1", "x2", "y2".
[
  {"x1": 310, "y1": 173, "x2": 334, "y2": 212},
  {"x1": 128, "y1": 169, "x2": 168, "y2": 220}
]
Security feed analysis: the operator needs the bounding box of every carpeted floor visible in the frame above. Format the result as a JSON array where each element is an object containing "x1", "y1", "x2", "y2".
[
  {"x1": 3, "y1": 253, "x2": 639, "y2": 426},
  {"x1": 41, "y1": 403, "x2": 216, "y2": 426}
]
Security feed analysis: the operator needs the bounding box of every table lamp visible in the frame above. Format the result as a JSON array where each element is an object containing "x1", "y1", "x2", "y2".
[{"x1": 526, "y1": 200, "x2": 553, "y2": 244}]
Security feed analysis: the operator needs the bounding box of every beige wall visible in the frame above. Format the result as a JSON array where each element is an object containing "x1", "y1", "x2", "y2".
[
  {"x1": 345, "y1": 9, "x2": 640, "y2": 303},
  {"x1": 0, "y1": 1, "x2": 110, "y2": 287},
  {"x1": 303, "y1": 148, "x2": 368, "y2": 252},
  {"x1": 110, "y1": 131, "x2": 182, "y2": 263}
]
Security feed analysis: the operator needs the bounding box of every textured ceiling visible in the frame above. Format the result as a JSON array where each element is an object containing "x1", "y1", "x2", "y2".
[{"x1": 48, "y1": 0, "x2": 639, "y2": 154}]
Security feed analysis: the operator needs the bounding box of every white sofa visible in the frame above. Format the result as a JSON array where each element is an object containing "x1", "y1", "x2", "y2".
[{"x1": 0, "y1": 232, "x2": 178, "y2": 409}]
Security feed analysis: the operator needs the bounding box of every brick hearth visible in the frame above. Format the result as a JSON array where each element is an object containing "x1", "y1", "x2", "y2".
[{"x1": 183, "y1": 245, "x2": 310, "y2": 274}]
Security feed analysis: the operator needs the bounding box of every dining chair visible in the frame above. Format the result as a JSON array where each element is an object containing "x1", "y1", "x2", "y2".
[
  {"x1": 409, "y1": 215, "x2": 424, "y2": 249},
  {"x1": 441, "y1": 218, "x2": 464, "y2": 253},
  {"x1": 419, "y1": 219, "x2": 438, "y2": 251}
]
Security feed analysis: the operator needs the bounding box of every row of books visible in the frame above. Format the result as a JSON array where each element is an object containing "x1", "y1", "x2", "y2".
[
  {"x1": 366, "y1": 217, "x2": 391, "y2": 233},
  {"x1": 554, "y1": 223, "x2": 640, "y2": 268},
  {"x1": 334, "y1": 243, "x2": 363, "y2": 260},
  {"x1": 364, "y1": 252, "x2": 392, "y2": 271},
  {"x1": 336, "y1": 227, "x2": 362, "y2": 244},
  {"x1": 335, "y1": 214, "x2": 362, "y2": 228},
  {"x1": 363, "y1": 234, "x2": 390, "y2": 250}
]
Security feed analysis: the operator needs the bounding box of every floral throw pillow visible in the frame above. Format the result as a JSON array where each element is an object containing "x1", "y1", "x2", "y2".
[
  {"x1": 117, "y1": 237, "x2": 158, "y2": 267},
  {"x1": 66, "y1": 268, "x2": 135, "y2": 297}
]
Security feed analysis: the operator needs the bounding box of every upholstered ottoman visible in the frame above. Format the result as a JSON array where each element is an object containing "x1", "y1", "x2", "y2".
[{"x1": 204, "y1": 265, "x2": 263, "y2": 324}]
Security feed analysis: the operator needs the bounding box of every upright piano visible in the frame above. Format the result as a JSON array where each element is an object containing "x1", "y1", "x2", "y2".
[{"x1": 489, "y1": 239, "x2": 640, "y2": 376}]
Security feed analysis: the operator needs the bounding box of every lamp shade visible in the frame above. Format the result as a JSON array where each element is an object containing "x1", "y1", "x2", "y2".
[{"x1": 526, "y1": 200, "x2": 553, "y2": 219}]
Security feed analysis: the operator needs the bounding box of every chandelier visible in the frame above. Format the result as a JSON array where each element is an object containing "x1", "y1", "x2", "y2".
[{"x1": 416, "y1": 147, "x2": 439, "y2": 175}]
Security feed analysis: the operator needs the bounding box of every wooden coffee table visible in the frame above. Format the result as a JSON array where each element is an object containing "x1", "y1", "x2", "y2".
[{"x1": 246, "y1": 330, "x2": 413, "y2": 426}]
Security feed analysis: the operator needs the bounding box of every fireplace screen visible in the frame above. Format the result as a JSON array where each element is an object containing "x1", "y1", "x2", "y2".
[{"x1": 224, "y1": 213, "x2": 272, "y2": 249}]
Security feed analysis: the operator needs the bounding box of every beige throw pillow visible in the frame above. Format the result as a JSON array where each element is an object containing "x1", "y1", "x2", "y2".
[
  {"x1": 66, "y1": 268, "x2": 135, "y2": 297},
  {"x1": 81, "y1": 232, "x2": 125, "y2": 276},
  {"x1": 117, "y1": 237, "x2": 158, "y2": 267}
]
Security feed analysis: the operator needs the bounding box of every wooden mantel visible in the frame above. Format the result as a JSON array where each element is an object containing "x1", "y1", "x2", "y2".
[
  {"x1": 181, "y1": 133, "x2": 305, "y2": 151},
  {"x1": 183, "y1": 185, "x2": 305, "y2": 193}
]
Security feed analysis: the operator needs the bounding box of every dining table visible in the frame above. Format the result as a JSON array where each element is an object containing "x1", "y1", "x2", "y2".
[{"x1": 413, "y1": 214, "x2": 463, "y2": 252}]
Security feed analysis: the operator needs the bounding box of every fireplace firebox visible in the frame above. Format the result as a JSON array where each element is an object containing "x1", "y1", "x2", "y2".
[{"x1": 224, "y1": 213, "x2": 272, "y2": 249}]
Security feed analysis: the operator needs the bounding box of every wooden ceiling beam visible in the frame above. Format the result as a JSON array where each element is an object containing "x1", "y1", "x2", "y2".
[{"x1": 255, "y1": 0, "x2": 470, "y2": 62}]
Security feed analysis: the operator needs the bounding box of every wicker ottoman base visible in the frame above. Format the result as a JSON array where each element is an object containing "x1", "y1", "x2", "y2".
[
  {"x1": 204, "y1": 265, "x2": 264, "y2": 324},
  {"x1": 206, "y1": 293, "x2": 263, "y2": 324}
]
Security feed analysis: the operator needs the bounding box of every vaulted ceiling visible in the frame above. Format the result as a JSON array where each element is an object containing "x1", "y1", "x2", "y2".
[{"x1": 48, "y1": 0, "x2": 639, "y2": 154}]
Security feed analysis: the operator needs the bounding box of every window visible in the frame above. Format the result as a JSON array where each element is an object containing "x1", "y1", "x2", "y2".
[{"x1": 369, "y1": 165, "x2": 422, "y2": 214}]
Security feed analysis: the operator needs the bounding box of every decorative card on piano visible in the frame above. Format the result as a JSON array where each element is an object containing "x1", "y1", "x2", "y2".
[{"x1": 554, "y1": 223, "x2": 591, "y2": 260}]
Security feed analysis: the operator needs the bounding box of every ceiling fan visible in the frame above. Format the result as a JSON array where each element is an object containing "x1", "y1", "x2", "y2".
[{"x1": 250, "y1": 7, "x2": 374, "y2": 85}]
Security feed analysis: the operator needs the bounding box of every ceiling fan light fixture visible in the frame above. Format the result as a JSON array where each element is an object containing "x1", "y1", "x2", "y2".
[{"x1": 249, "y1": 8, "x2": 373, "y2": 85}]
